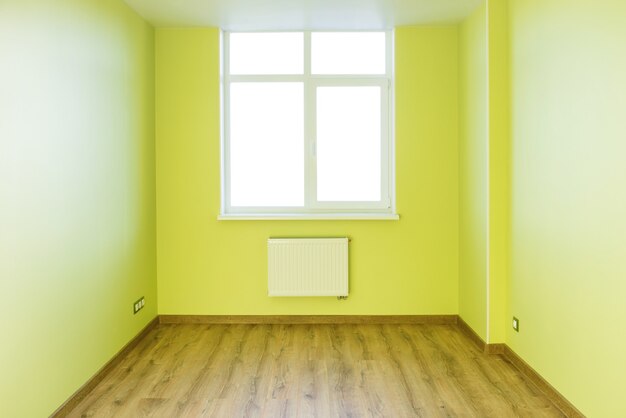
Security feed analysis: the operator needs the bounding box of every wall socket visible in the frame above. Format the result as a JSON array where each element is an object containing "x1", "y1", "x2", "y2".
[
  {"x1": 512, "y1": 317, "x2": 520, "y2": 332},
  {"x1": 133, "y1": 297, "x2": 145, "y2": 314}
]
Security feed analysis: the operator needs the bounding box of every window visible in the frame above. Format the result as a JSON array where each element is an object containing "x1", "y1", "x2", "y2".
[{"x1": 222, "y1": 31, "x2": 395, "y2": 219}]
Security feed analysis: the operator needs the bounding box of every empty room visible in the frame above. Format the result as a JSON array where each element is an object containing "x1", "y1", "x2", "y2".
[{"x1": 1, "y1": 0, "x2": 624, "y2": 416}]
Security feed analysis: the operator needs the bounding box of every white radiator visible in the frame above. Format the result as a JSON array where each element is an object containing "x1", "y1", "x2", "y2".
[{"x1": 268, "y1": 238, "x2": 349, "y2": 297}]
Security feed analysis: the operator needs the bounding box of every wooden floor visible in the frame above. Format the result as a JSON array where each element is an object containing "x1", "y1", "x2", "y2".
[{"x1": 68, "y1": 324, "x2": 565, "y2": 417}]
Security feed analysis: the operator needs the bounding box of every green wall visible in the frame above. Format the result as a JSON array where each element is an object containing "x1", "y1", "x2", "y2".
[
  {"x1": 486, "y1": 0, "x2": 509, "y2": 345},
  {"x1": 155, "y1": 27, "x2": 460, "y2": 315},
  {"x1": 458, "y1": 0, "x2": 509, "y2": 344},
  {"x1": 458, "y1": 3, "x2": 489, "y2": 341},
  {"x1": 508, "y1": 0, "x2": 626, "y2": 416},
  {"x1": 0, "y1": 1, "x2": 156, "y2": 416}
]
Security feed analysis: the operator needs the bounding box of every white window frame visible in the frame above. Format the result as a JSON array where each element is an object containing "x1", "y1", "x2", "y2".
[{"x1": 220, "y1": 31, "x2": 397, "y2": 220}]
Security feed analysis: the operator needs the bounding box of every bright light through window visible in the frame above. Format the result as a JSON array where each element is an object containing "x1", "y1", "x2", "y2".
[
  {"x1": 230, "y1": 83, "x2": 304, "y2": 206},
  {"x1": 229, "y1": 32, "x2": 304, "y2": 75},
  {"x1": 224, "y1": 31, "x2": 392, "y2": 216},
  {"x1": 317, "y1": 86, "x2": 381, "y2": 201},
  {"x1": 311, "y1": 32, "x2": 386, "y2": 75}
]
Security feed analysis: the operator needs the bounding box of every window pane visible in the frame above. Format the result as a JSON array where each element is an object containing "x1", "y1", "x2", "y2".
[
  {"x1": 316, "y1": 86, "x2": 381, "y2": 201},
  {"x1": 311, "y1": 32, "x2": 386, "y2": 75},
  {"x1": 230, "y1": 33, "x2": 304, "y2": 75},
  {"x1": 230, "y1": 83, "x2": 304, "y2": 206}
]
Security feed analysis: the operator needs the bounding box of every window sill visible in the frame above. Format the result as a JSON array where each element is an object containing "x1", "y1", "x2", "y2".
[{"x1": 217, "y1": 213, "x2": 400, "y2": 221}]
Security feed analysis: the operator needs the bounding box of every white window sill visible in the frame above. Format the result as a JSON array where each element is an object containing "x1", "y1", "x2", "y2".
[{"x1": 217, "y1": 213, "x2": 400, "y2": 221}]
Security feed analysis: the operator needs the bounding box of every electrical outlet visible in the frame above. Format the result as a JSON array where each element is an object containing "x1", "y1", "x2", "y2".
[
  {"x1": 133, "y1": 297, "x2": 145, "y2": 314},
  {"x1": 512, "y1": 317, "x2": 520, "y2": 332}
]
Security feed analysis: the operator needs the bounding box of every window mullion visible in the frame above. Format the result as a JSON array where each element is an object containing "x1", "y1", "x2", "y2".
[
  {"x1": 381, "y1": 79, "x2": 391, "y2": 208},
  {"x1": 303, "y1": 32, "x2": 316, "y2": 210},
  {"x1": 228, "y1": 74, "x2": 305, "y2": 82}
]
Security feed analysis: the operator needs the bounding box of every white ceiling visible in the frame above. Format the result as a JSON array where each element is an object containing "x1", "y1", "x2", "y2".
[{"x1": 123, "y1": 0, "x2": 484, "y2": 30}]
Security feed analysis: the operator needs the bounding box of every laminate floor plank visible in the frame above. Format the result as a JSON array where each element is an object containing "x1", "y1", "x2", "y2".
[{"x1": 68, "y1": 324, "x2": 566, "y2": 418}]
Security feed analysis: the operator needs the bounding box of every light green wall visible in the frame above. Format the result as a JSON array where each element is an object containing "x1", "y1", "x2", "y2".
[
  {"x1": 458, "y1": 3, "x2": 488, "y2": 341},
  {"x1": 486, "y1": 0, "x2": 509, "y2": 344},
  {"x1": 155, "y1": 27, "x2": 460, "y2": 315},
  {"x1": 0, "y1": 1, "x2": 156, "y2": 416},
  {"x1": 508, "y1": 0, "x2": 626, "y2": 416},
  {"x1": 458, "y1": 0, "x2": 509, "y2": 344}
]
